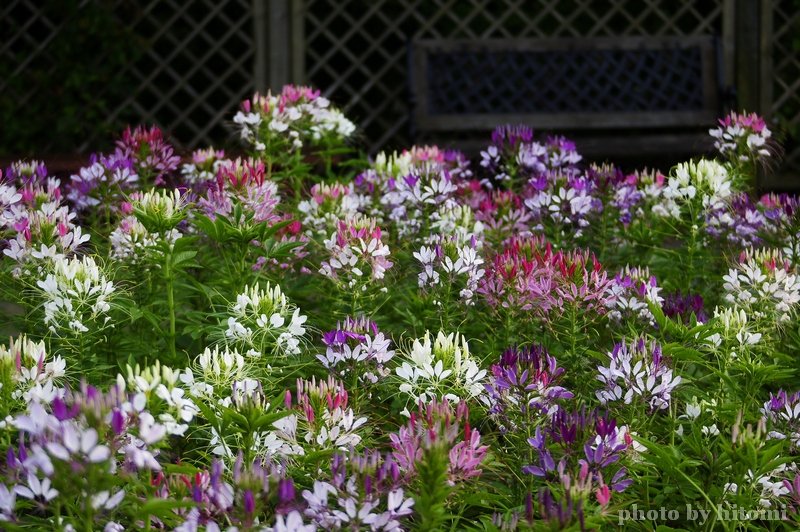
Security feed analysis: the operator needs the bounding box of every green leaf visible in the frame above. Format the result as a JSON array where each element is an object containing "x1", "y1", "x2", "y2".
[{"x1": 136, "y1": 498, "x2": 195, "y2": 518}]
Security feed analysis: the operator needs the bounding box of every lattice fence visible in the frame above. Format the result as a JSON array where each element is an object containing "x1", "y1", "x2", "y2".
[
  {"x1": 1, "y1": 0, "x2": 256, "y2": 153},
  {"x1": 773, "y1": 0, "x2": 800, "y2": 174},
  {"x1": 305, "y1": 0, "x2": 724, "y2": 153}
]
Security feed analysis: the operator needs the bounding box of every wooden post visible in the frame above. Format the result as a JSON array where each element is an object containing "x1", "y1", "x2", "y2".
[
  {"x1": 734, "y1": 0, "x2": 761, "y2": 113},
  {"x1": 759, "y1": 0, "x2": 774, "y2": 121},
  {"x1": 253, "y1": 0, "x2": 268, "y2": 93},
  {"x1": 290, "y1": 0, "x2": 305, "y2": 85},
  {"x1": 268, "y1": 0, "x2": 291, "y2": 90},
  {"x1": 721, "y1": 0, "x2": 736, "y2": 109}
]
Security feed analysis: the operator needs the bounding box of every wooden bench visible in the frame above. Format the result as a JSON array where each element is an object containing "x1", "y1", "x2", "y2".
[{"x1": 409, "y1": 36, "x2": 722, "y2": 157}]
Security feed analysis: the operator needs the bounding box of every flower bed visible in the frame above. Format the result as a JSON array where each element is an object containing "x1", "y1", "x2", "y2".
[{"x1": 1, "y1": 86, "x2": 799, "y2": 531}]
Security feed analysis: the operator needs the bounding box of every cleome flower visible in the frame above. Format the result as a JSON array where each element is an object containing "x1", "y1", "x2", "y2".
[
  {"x1": 761, "y1": 389, "x2": 800, "y2": 449},
  {"x1": 302, "y1": 448, "x2": 412, "y2": 531},
  {"x1": 298, "y1": 181, "x2": 365, "y2": 237},
  {"x1": 180, "y1": 147, "x2": 226, "y2": 186},
  {"x1": 390, "y1": 399, "x2": 489, "y2": 486},
  {"x1": 222, "y1": 282, "x2": 308, "y2": 358},
  {"x1": 595, "y1": 338, "x2": 681, "y2": 411},
  {"x1": 317, "y1": 316, "x2": 395, "y2": 385},
  {"x1": 485, "y1": 343, "x2": 573, "y2": 433},
  {"x1": 131, "y1": 188, "x2": 189, "y2": 234},
  {"x1": 1, "y1": 166, "x2": 90, "y2": 268},
  {"x1": 394, "y1": 330, "x2": 486, "y2": 415},
  {"x1": 722, "y1": 248, "x2": 800, "y2": 325},
  {"x1": 234, "y1": 85, "x2": 356, "y2": 153},
  {"x1": 115, "y1": 124, "x2": 181, "y2": 185},
  {"x1": 319, "y1": 214, "x2": 393, "y2": 291},
  {"x1": 108, "y1": 214, "x2": 181, "y2": 264},
  {"x1": 523, "y1": 407, "x2": 634, "y2": 505},
  {"x1": 269, "y1": 377, "x2": 369, "y2": 457},
  {"x1": 0, "y1": 335, "x2": 66, "y2": 410},
  {"x1": 657, "y1": 158, "x2": 736, "y2": 220},
  {"x1": 604, "y1": 265, "x2": 662, "y2": 325},
  {"x1": 710, "y1": 110, "x2": 775, "y2": 164},
  {"x1": 35, "y1": 255, "x2": 116, "y2": 337},
  {"x1": 413, "y1": 233, "x2": 485, "y2": 306},
  {"x1": 179, "y1": 346, "x2": 251, "y2": 397},
  {"x1": 67, "y1": 151, "x2": 139, "y2": 213}
]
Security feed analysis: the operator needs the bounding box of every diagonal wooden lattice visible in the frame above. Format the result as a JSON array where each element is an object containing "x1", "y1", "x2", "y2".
[
  {"x1": 0, "y1": 0, "x2": 255, "y2": 152},
  {"x1": 426, "y1": 46, "x2": 706, "y2": 115},
  {"x1": 305, "y1": 0, "x2": 724, "y2": 153},
  {"x1": 773, "y1": 0, "x2": 800, "y2": 173},
  {"x1": 107, "y1": 0, "x2": 255, "y2": 150}
]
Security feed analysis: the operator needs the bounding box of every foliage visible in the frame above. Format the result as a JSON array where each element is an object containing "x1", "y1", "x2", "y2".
[{"x1": 1, "y1": 90, "x2": 800, "y2": 531}]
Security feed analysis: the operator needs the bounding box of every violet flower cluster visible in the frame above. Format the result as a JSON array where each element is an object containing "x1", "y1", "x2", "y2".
[
  {"x1": 116, "y1": 124, "x2": 181, "y2": 186},
  {"x1": 0, "y1": 382, "x2": 170, "y2": 529},
  {"x1": 67, "y1": 151, "x2": 139, "y2": 213},
  {"x1": 661, "y1": 290, "x2": 707, "y2": 324},
  {"x1": 317, "y1": 316, "x2": 395, "y2": 385},
  {"x1": 761, "y1": 388, "x2": 800, "y2": 449},
  {"x1": 479, "y1": 125, "x2": 582, "y2": 188},
  {"x1": 524, "y1": 407, "x2": 633, "y2": 509},
  {"x1": 484, "y1": 343, "x2": 573, "y2": 433},
  {"x1": 302, "y1": 448, "x2": 413, "y2": 531}
]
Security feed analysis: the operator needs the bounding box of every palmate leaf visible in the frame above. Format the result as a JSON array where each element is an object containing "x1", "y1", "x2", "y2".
[{"x1": 261, "y1": 238, "x2": 304, "y2": 262}]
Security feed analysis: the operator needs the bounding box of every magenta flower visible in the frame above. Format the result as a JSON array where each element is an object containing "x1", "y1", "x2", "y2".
[
  {"x1": 115, "y1": 125, "x2": 180, "y2": 185},
  {"x1": 390, "y1": 399, "x2": 488, "y2": 485}
]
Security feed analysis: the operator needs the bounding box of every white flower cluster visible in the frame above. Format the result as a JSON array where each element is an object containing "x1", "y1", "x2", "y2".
[
  {"x1": 272, "y1": 407, "x2": 368, "y2": 455},
  {"x1": 131, "y1": 188, "x2": 188, "y2": 233},
  {"x1": 264, "y1": 511, "x2": 317, "y2": 532},
  {"x1": 381, "y1": 167, "x2": 459, "y2": 238},
  {"x1": 394, "y1": 331, "x2": 486, "y2": 416},
  {"x1": 704, "y1": 307, "x2": 763, "y2": 356},
  {"x1": 108, "y1": 215, "x2": 181, "y2": 264},
  {"x1": 303, "y1": 480, "x2": 413, "y2": 531},
  {"x1": 656, "y1": 159, "x2": 733, "y2": 219},
  {"x1": 604, "y1": 265, "x2": 663, "y2": 325},
  {"x1": 36, "y1": 256, "x2": 115, "y2": 336},
  {"x1": 297, "y1": 181, "x2": 365, "y2": 237},
  {"x1": 179, "y1": 346, "x2": 250, "y2": 396},
  {"x1": 710, "y1": 113, "x2": 773, "y2": 162},
  {"x1": 2, "y1": 178, "x2": 90, "y2": 268},
  {"x1": 234, "y1": 88, "x2": 356, "y2": 152},
  {"x1": 319, "y1": 215, "x2": 394, "y2": 291},
  {"x1": 224, "y1": 282, "x2": 308, "y2": 357},
  {"x1": 429, "y1": 203, "x2": 484, "y2": 245},
  {"x1": 120, "y1": 362, "x2": 198, "y2": 437},
  {"x1": 413, "y1": 235, "x2": 485, "y2": 306},
  {"x1": 723, "y1": 466, "x2": 791, "y2": 508},
  {"x1": 0, "y1": 335, "x2": 66, "y2": 411},
  {"x1": 524, "y1": 176, "x2": 597, "y2": 232},
  {"x1": 67, "y1": 155, "x2": 138, "y2": 211},
  {"x1": 722, "y1": 249, "x2": 800, "y2": 325},
  {"x1": 180, "y1": 147, "x2": 227, "y2": 185},
  {"x1": 596, "y1": 339, "x2": 681, "y2": 411}
]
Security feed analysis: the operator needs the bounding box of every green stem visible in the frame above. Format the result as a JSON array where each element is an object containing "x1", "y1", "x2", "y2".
[
  {"x1": 164, "y1": 247, "x2": 177, "y2": 363},
  {"x1": 441, "y1": 279, "x2": 452, "y2": 330}
]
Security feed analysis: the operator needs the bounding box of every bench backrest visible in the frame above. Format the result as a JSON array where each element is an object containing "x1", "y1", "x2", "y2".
[{"x1": 410, "y1": 36, "x2": 721, "y2": 136}]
